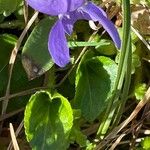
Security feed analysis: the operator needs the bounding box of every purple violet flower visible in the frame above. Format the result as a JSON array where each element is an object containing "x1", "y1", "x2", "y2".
[{"x1": 26, "y1": 0, "x2": 121, "y2": 67}]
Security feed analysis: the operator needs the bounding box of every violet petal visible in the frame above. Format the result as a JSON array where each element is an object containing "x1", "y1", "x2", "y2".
[
  {"x1": 67, "y1": 0, "x2": 86, "y2": 12},
  {"x1": 26, "y1": 0, "x2": 85, "y2": 16},
  {"x1": 61, "y1": 10, "x2": 90, "y2": 35},
  {"x1": 26, "y1": 0, "x2": 67, "y2": 16},
  {"x1": 48, "y1": 20, "x2": 70, "y2": 67},
  {"x1": 81, "y1": 2, "x2": 121, "y2": 48}
]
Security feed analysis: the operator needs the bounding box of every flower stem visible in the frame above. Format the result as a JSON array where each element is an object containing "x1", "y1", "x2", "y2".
[{"x1": 97, "y1": 0, "x2": 132, "y2": 138}]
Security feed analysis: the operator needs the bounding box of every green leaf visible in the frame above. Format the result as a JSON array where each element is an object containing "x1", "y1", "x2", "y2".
[
  {"x1": 0, "y1": 0, "x2": 22, "y2": 16},
  {"x1": 131, "y1": 54, "x2": 141, "y2": 74},
  {"x1": 68, "y1": 39, "x2": 117, "y2": 56},
  {"x1": 70, "y1": 126, "x2": 87, "y2": 147},
  {"x1": 24, "y1": 91, "x2": 73, "y2": 150},
  {"x1": 95, "y1": 39, "x2": 117, "y2": 55},
  {"x1": 22, "y1": 17, "x2": 55, "y2": 80},
  {"x1": 69, "y1": 109, "x2": 87, "y2": 147},
  {"x1": 141, "y1": 136, "x2": 150, "y2": 150},
  {"x1": 134, "y1": 83, "x2": 147, "y2": 100},
  {"x1": 68, "y1": 41, "x2": 100, "y2": 48},
  {"x1": 86, "y1": 142, "x2": 96, "y2": 150},
  {"x1": 74, "y1": 55, "x2": 117, "y2": 121}
]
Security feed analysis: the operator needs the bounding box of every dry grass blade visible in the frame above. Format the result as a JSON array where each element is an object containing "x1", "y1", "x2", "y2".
[
  {"x1": 8, "y1": 120, "x2": 24, "y2": 150},
  {"x1": 96, "y1": 86, "x2": 150, "y2": 149},
  {"x1": 131, "y1": 26, "x2": 150, "y2": 52},
  {"x1": 9, "y1": 123, "x2": 20, "y2": 150},
  {"x1": 0, "y1": 12, "x2": 39, "y2": 133},
  {"x1": 115, "y1": 86, "x2": 150, "y2": 133},
  {"x1": 109, "y1": 133, "x2": 126, "y2": 150},
  {"x1": 1, "y1": 11, "x2": 39, "y2": 116},
  {"x1": 120, "y1": 11, "x2": 150, "y2": 52}
]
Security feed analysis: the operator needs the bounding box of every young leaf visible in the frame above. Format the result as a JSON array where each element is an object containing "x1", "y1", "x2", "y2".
[
  {"x1": 74, "y1": 55, "x2": 117, "y2": 121},
  {"x1": 24, "y1": 91, "x2": 73, "y2": 150},
  {"x1": 134, "y1": 83, "x2": 147, "y2": 100},
  {"x1": 141, "y1": 136, "x2": 150, "y2": 150}
]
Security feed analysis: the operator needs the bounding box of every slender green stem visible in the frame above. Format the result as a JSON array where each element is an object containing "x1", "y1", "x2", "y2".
[
  {"x1": 112, "y1": 40, "x2": 132, "y2": 127},
  {"x1": 114, "y1": 0, "x2": 131, "y2": 90},
  {"x1": 97, "y1": 0, "x2": 132, "y2": 137}
]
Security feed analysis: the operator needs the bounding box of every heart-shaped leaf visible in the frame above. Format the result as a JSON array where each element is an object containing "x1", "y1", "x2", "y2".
[{"x1": 24, "y1": 91, "x2": 73, "y2": 150}]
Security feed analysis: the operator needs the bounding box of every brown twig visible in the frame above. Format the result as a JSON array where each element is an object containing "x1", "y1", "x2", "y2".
[
  {"x1": 0, "y1": 108, "x2": 24, "y2": 122},
  {"x1": 0, "y1": 86, "x2": 48, "y2": 102}
]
